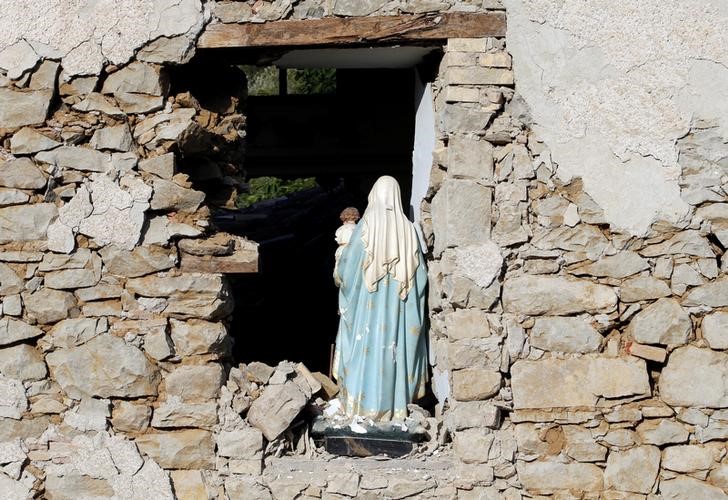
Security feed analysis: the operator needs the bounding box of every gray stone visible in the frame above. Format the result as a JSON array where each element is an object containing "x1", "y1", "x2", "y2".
[
  {"x1": 569, "y1": 251, "x2": 649, "y2": 279},
  {"x1": 35, "y1": 146, "x2": 112, "y2": 173},
  {"x1": 562, "y1": 425, "x2": 607, "y2": 462},
  {"x1": 660, "y1": 346, "x2": 728, "y2": 407},
  {"x1": 0, "y1": 318, "x2": 43, "y2": 346},
  {"x1": 452, "y1": 368, "x2": 501, "y2": 401},
  {"x1": 126, "y1": 274, "x2": 232, "y2": 320},
  {"x1": 111, "y1": 401, "x2": 151, "y2": 433},
  {"x1": 45, "y1": 474, "x2": 114, "y2": 499},
  {"x1": 0, "y1": 188, "x2": 29, "y2": 206},
  {"x1": 0, "y1": 158, "x2": 46, "y2": 189},
  {"x1": 248, "y1": 382, "x2": 308, "y2": 440},
  {"x1": 660, "y1": 477, "x2": 727, "y2": 500},
  {"x1": 445, "y1": 402, "x2": 500, "y2": 431},
  {"x1": 46, "y1": 335, "x2": 160, "y2": 399},
  {"x1": 151, "y1": 398, "x2": 217, "y2": 429},
  {"x1": 48, "y1": 318, "x2": 103, "y2": 348},
  {"x1": 0, "y1": 262, "x2": 23, "y2": 295},
  {"x1": 142, "y1": 216, "x2": 201, "y2": 245},
  {"x1": 72, "y1": 92, "x2": 124, "y2": 116},
  {"x1": 512, "y1": 357, "x2": 650, "y2": 409},
  {"x1": 90, "y1": 124, "x2": 134, "y2": 152},
  {"x1": 604, "y1": 445, "x2": 660, "y2": 494},
  {"x1": 99, "y1": 245, "x2": 177, "y2": 278},
  {"x1": 448, "y1": 135, "x2": 494, "y2": 180},
  {"x1": 0, "y1": 39, "x2": 39, "y2": 79},
  {"x1": 169, "y1": 319, "x2": 229, "y2": 357},
  {"x1": 503, "y1": 275, "x2": 617, "y2": 315},
  {"x1": 640, "y1": 230, "x2": 715, "y2": 258},
  {"x1": 23, "y1": 288, "x2": 76, "y2": 324},
  {"x1": 492, "y1": 182, "x2": 529, "y2": 246},
  {"x1": 115, "y1": 92, "x2": 165, "y2": 114},
  {"x1": 139, "y1": 153, "x2": 175, "y2": 179},
  {"x1": 431, "y1": 179, "x2": 491, "y2": 255},
  {"x1": 662, "y1": 444, "x2": 715, "y2": 473},
  {"x1": 683, "y1": 278, "x2": 728, "y2": 307},
  {"x1": 216, "y1": 427, "x2": 264, "y2": 459},
  {"x1": 9, "y1": 128, "x2": 60, "y2": 155},
  {"x1": 703, "y1": 312, "x2": 728, "y2": 349},
  {"x1": 625, "y1": 298, "x2": 691, "y2": 345},
  {"x1": 0, "y1": 375, "x2": 27, "y2": 419},
  {"x1": 64, "y1": 397, "x2": 110, "y2": 432},
  {"x1": 516, "y1": 461, "x2": 603, "y2": 492},
  {"x1": 0, "y1": 88, "x2": 52, "y2": 129},
  {"x1": 619, "y1": 276, "x2": 672, "y2": 302},
  {"x1": 28, "y1": 60, "x2": 60, "y2": 90},
  {"x1": 530, "y1": 317, "x2": 602, "y2": 353},
  {"x1": 0, "y1": 344, "x2": 47, "y2": 382},
  {"x1": 531, "y1": 225, "x2": 609, "y2": 260},
  {"x1": 44, "y1": 268, "x2": 99, "y2": 290},
  {"x1": 326, "y1": 473, "x2": 360, "y2": 497},
  {"x1": 133, "y1": 108, "x2": 198, "y2": 150},
  {"x1": 143, "y1": 329, "x2": 174, "y2": 361},
  {"x1": 451, "y1": 241, "x2": 503, "y2": 289},
  {"x1": 332, "y1": 0, "x2": 387, "y2": 16},
  {"x1": 444, "y1": 309, "x2": 490, "y2": 340},
  {"x1": 135, "y1": 430, "x2": 215, "y2": 469},
  {"x1": 453, "y1": 428, "x2": 495, "y2": 464},
  {"x1": 150, "y1": 179, "x2": 205, "y2": 213},
  {"x1": 2, "y1": 294, "x2": 21, "y2": 316},
  {"x1": 164, "y1": 364, "x2": 224, "y2": 402},
  {"x1": 636, "y1": 419, "x2": 689, "y2": 445},
  {"x1": 102, "y1": 62, "x2": 168, "y2": 96},
  {"x1": 39, "y1": 249, "x2": 92, "y2": 271},
  {"x1": 0, "y1": 203, "x2": 57, "y2": 243}
]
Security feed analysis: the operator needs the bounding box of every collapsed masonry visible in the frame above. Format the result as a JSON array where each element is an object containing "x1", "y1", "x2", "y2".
[{"x1": 1, "y1": 0, "x2": 728, "y2": 499}]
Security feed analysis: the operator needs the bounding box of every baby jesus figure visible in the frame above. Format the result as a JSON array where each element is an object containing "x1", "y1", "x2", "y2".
[{"x1": 334, "y1": 207, "x2": 360, "y2": 286}]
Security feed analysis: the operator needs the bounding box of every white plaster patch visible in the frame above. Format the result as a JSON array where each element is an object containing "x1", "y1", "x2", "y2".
[
  {"x1": 0, "y1": 0, "x2": 206, "y2": 76},
  {"x1": 504, "y1": 0, "x2": 728, "y2": 234}
]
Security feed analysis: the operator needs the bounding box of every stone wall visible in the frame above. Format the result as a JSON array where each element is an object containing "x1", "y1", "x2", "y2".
[{"x1": 2, "y1": 0, "x2": 728, "y2": 498}]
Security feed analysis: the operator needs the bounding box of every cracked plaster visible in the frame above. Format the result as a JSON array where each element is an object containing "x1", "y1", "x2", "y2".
[
  {"x1": 504, "y1": 0, "x2": 728, "y2": 234},
  {"x1": 0, "y1": 0, "x2": 207, "y2": 76}
]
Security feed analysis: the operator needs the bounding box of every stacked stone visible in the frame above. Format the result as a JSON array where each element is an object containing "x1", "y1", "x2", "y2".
[
  {"x1": 425, "y1": 33, "x2": 728, "y2": 499},
  {"x1": 0, "y1": 32, "x2": 255, "y2": 495}
]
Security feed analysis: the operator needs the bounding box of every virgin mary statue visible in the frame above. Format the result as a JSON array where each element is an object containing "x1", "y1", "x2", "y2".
[{"x1": 333, "y1": 176, "x2": 428, "y2": 421}]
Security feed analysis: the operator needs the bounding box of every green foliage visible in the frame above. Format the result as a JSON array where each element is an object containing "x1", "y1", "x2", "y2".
[
  {"x1": 237, "y1": 177, "x2": 318, "y2": 208},
  {"x1": 240, "y1": 65, "x2": 279, "y2": 96},
  {"x1": 288, "y1": 68, "x2": 337, "y2": 95}
]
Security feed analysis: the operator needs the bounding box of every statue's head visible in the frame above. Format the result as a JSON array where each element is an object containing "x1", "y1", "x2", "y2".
[
  {"x1": 367, "y1": 175, "x2": 403, "y2": 213},
  {"x1": 340, "y1": 207, "x2": 360, "y2": 223}
]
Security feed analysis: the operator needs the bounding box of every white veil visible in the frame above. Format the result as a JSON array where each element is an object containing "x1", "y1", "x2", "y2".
[{"x1": 360, "y1": 176, "x2": 421, "y2": 299}]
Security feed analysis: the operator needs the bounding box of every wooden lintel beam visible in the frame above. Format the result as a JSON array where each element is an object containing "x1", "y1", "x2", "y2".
[{"x1": 197, "y1": 13, "x2": 506, "y2": 49}]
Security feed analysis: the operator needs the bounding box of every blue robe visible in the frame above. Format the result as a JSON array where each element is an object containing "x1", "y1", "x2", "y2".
[{"x1": 333, "y1": 222, "x2": 428, "y2": 421}]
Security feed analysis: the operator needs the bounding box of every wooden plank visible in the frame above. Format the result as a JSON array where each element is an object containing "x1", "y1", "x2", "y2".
[{"x1": 198, "y1": 12, "x2": 505, "y2": 49}]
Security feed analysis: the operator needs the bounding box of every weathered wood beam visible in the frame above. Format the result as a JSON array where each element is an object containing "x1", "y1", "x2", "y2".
[{"x1": 198, "y1": 13, "x2": 506, "y2": 49}]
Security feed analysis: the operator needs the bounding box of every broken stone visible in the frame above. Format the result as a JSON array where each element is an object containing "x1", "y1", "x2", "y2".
[
  {"x1": 452, "y1": 368, "x2": 501, "y2": 401},
  {"x1": 531, "y1": 225, "x2": 609, "y2": 261},
  {"x1": 431, "y1": 179, "x2": 491, "y2": 255},
  {"x1": 619, "y1": 276, "x2": 672, "y2": 302},
  {"x1": 604, "y1": 445, "x2": 660, "y2": 494},
  {"x1": 23, "y1": 288, "x2": 76, "y2": 324},
  {"x1": 135, "y1": 430, "x2": 215, "y2": 469},
  {"x1": 562, "y1": 425, "x2": 607, "y2": 462},
  {"x1": 164, "y1": 364, "x2": 224, "y2": 402},
  {"x1": 516, "y1": 461, "x2": 603, "y2": 492},
  {"x1": 0, "y1": 88, "x2": 52, "y2": 129},
  {"x1": 45, "y1": 474, "x2": 114, "y2": 499},
  {"x1": 48, "y1": 318, "x2": 103, "y2": 348},
  {"x1": 683, "y1": 278, "x2": 728, "y2": 307},
  {"x1": 0, "y1": 343, "x2": 47, "y2": 382},
  {"x1": 64, "y1": 397, "x2": 110, "y2": 431},
  {"x1": 445, "y1": 402, "x2": 501, "y2": 431},
  {"x1": 702, "y1": 312, "x2": 728, "y2": 349},
  {"x1": 111, "y1": 401, "x2": 152, "y2": 433},
  {"x1": 46, "y1": 335, "x2": 160, "y2": 399},
  {"x1": 142, "y1": 216, "x2": 201, "y2": 246},
  {"x1": 0, "y1": 158, "x2": 46, "y2": 189},
  {"x1": 448, "y1": 67, "x2": 514, "y2": 85},
  {"x1": 447, "y1": 135, "x2": 494, "y2": 180},
  {"x1": 99, "y1": 245, "x2": 177, "y2": 278},
  {"x1": 115, "y1": 92, "x2": 165, "y2": 114},
  {"x1": 660, "y1": 346, "x2": 728, "y2": 407},
  {"x1": 636, "y1": 419, "x2": 689, "y2": 445},
  {"x1": 0, "y1": 203, "x2": 57, "y2": 243},
  {"x1": 640, "y1": 230, "x2": 714, "y2": 258},
  {"x1": 133, "y1": 108, "x2": 199, "y2": 150},
  {"x1": 247, "y1": 382, "x2": 308, "y2": 440},
  {"x1": 72, "y1": 92, "x2": 124, "y2": 116},
  {"x1": 512, "y1": 357, "x2": 650, "y2": 409},
  {"x1": 453, "y1": 428, "x2": 494, "y2": 464},
  {"x1": 35, "y1": 146, "x2": 112, "y2": 173},
  {"x1": 569, "y1": 251, "x2": 649, "y2": 279},
  {"x1": 625, "y1": 298, "x2": 691, "y2": 345},
  {"x1": 2, "y1": 294, "x2": 21, "y2": 316},
  {"x1": 0, "y1": 262, "x2": 23, "y2": 295},
  {"x1": 0, "y1": 375, "x2": 27, "y2": 419},
  {"x1": 151, "y1": 397, "x2": 217, "y2": 429},
  {"x1": 444, "y1": 309, "x2": 490, "y2": 340},
  {"x1": 90, "y1": 124, "x2": 134, "y2": 152},
  {"x1": 627, "y1": 341, "x2": 667, "y2": 363},
  {"x1": 143, "y1": 329, "x2": 174, "y2": 361},
  {"x1": 45, "y1": 268, "x2": 99, "y2": 290},
  {"x1": 0, "y1": 318, "x2": 43, "y2": 346},
  {"x1": 139, "y1": 153, "x2": 175, "y2": 179},
  {"x1": 169, "y1": 319, "x2": 229, "y2": 357},
  {"x1": 503, "y1": 275, "x2": 617, "y2": 315},
  {"x1": 216, "y1": 427, "x2": 263, "y2": 459},
  {"x1": 530, "y1": 317, "x2": 602, "y2": 353},
  {"x1": 102, "y1": 62, "x2": 169, "y2": 96},
  {"x1": 0, "y1": 39, "x2": 40, "y2": 79},
  {"x1": 0, "y1": 188, "x2": 29, "y2": 206},
  {"x1": 150, "y1": 178, "x2": 205, "y2": 213}
]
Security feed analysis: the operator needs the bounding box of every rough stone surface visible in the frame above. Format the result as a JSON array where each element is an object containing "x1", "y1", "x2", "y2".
[
  {"x1": 164, "y1": 364, "x2": 224, "y2": 402},
  {"x1": 169, "y1": 318, "x2": 229, "y2": 357},
  {"x1": 625, "y1": 298, "x2": 691, "y2": 345},
  {"x1": 703, "y1": 312, "x2": 728, "y2": 349},
  {"x1": 0, "y1": 158, "x2": 47, "y2": 189},
  {"x1": 516, "y1": 461, "x2": 603, "y2": 492},
  {"x1": 23, "y1": 288, "x2": 76, "y2": 324},
  {"x1": 99, "y1": 245, "x2": 177, "y2": 278},
  {"x1": 530, "y1": 316, "x2": 602, "y2": 353},
  {"x1": 0, "y1": 318, "x2": 43, "y2": 346},
  {"x1": 46, "y1": 335, "x2": 160, "y2": 399},
  {"x1": 660, "y1": 477, "x2": 727, "y2": 500},
  {"x1": 431, "y1": 179, "x2": 492, "y2": 255},
  {"x1": 660, "y1": 346, "x2": 728, "y2": 407},
  {"x1": 683, "y1": 278, "x2": 728, "y2": 307},
  {"x1": 247, "y1": 382, "x2": 308, "y2": 440},
  {"x1": 503, "y1": 275, "x2": 617, "y2": 315},
  {"x1": 604, "y1": 445, "x2": 660, "y2": 494},
  {"x1": 135, "y1": 430, "x2": 215, "y2": 470},
  {"x1": 619, "y1": 276, "x2": 672, "y2": 302},
  {"x1": 0, "y1": 204, "x2": 57, "y2": 244},
  {"x1": 569, "y1": 251, "x2": 649, "y2": 279},
  {"x1": 0, "y1": 88, "x2": 53, "y2": 129},
  {"x1": 512, "y1": 357, "x2": 650, "y2": 409},
  {"x1": 0, "y1": 344, "x2": 47, "y2": 382}
]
